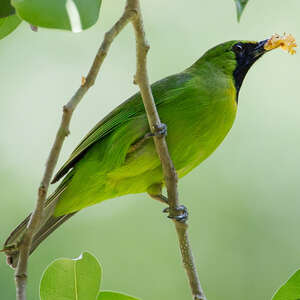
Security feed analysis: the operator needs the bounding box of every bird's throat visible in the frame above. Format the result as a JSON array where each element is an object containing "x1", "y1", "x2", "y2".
[
  {"x1": 232, "y1": 45, "x2": 264, "y2": 102},
  {"x1": 233, "y1": 60, "x2": 254, "y2": 102}
]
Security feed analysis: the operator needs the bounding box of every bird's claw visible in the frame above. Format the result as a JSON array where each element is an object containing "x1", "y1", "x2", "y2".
[
  {"x1": 163, "y1": 205, "x2": 188, "y2": 223},
  {"x1": 154, "y1": 123, "x2": 167, "y2": 138},
  {"x1": 146, "y1": 123, "x2": 167, "y2": 139}
]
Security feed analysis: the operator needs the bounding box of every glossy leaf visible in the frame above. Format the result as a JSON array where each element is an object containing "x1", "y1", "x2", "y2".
[
  {"x1": 98, "y1": 291, "x2": 140, "y2": 300},
  {"x1": 0, "y1": 0, "x2": 15, "y2": 18},
  {"x1": 40, "y1": 252, "x2": 102, "y2": 300},
  {"x1": 0, "y1": 14, "x2": 21, "y2": 40},
  {"x1": 234, "y1": 0, "x2": 249, "y2": 22},
  {"x1": 272, "y1": 269, "x2": 300, "y2": 300},
  {"x1": 12, "y1": 0, "x2": 102, "y2": 32}
]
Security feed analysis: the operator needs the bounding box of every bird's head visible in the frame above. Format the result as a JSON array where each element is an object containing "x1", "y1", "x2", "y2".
[{"x1": 194, "y1": 39, "x2": 269, "y2": 96}]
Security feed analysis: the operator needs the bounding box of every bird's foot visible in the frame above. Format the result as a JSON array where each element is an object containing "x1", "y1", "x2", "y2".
[
  {"x1": 148, "y1": 193, "x2": 188, "y2": 223},
  {"x1": 154, "y1": 123, "x2": 167, "y2": 138},
  {"x1": 163, "y1": 205, "x2": 188, "y2": 223},
  {"x1": 146, "y1": 123, "x2": 167, "y2": 139}
]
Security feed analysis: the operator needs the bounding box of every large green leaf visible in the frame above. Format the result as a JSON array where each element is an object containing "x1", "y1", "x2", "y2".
[
  {"x1": 98, "y1": 291, "x2": 140, "y2": 300},
  {"x1": 40, "y1": 252, "x2": 102, "y2": 300},
  {"x1": 0, "y1": 14, "x2": 21, "y2": 40},
  {"x1": 0, "y1": 0, "x2": 15, "y2": 18},
  {"x1": 11, "y1": 0, "x2": 102, "y2": 32},
  {"x1": 234, "y1": 0, "x2": 249, "y2": 22},
  {"x1": 272, "y1": 269, "x2": 300, "y2": 300}
]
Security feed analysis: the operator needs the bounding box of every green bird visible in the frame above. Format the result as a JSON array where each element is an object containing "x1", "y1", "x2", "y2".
[{"x1": 5, "y1": 38, "x2": 272, "y2": 267}]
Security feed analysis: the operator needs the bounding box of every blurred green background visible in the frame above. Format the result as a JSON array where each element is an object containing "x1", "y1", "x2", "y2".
[{"x1": 1, "y1": 0, "x2": 300, "y2": 299}]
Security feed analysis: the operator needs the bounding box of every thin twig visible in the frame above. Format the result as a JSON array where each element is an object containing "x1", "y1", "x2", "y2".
[
  {"x1": 175, "y1": 222, "x2": 206, "y2": 300},
  {"x1": 14, "y1": 5, "x2": 136, "y2": 300},
  {"x1": 128, "y1": 0, "x2": 207, "y2": 299}
]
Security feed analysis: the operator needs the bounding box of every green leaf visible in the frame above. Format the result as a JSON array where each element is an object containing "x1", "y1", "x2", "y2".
[
  {"x1": 0, "y1": 0, "x2": 16, "y2": 18},
  {"x1": 272, "y1": 269, "x2": 300, "y2": 300},
  {"x1": 234, "y1": 0, "x2": 249, "y2": 22},
  {"x1": 40, "y1": 252, "x2": 102, "y2": 300},
  {"x1": 98, "y1": 291, "x2": 140, "y2": 300},
  {"x1": 12, "y1": 0, "x2": 102, "y2": 32},
  {"x1": 0, "y1": 14, "x2": 21, "y2": 40}
]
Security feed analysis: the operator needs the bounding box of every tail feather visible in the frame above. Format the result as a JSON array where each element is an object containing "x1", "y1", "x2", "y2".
[
  {"x1": 4, "y1": 215, "x2": 31, "y2": 251},
  {"x1": 3, "y1": 181, "x2": 75, "y2": 268}
]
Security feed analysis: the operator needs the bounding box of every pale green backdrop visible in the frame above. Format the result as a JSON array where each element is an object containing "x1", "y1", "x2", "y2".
[{"x1": 1, "y1": 1, "x2": 300, "y2": 299}]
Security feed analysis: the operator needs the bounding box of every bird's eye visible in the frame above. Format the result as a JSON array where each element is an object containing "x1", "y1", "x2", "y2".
[{"x1": 232, "y1": 43, "x2": 244, "y2": 54}]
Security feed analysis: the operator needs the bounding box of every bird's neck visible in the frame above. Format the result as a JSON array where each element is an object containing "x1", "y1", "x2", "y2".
[
  {"x1": 190, "y1": 58, "x2": 242, "y2": 103},
  {"x1": 233, "y1": 63, "x2": 253, "y2": 99}
]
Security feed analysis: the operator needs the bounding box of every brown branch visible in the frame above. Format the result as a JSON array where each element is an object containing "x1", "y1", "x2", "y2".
[
  {"x1": 175, "y1": 222, "x2": 206, "y2": 300},
  {"x1": 127, "y1": 0, "x2": 207, "y2": 299},
  {"x1": 14, "y1": 5, "x2": 136, "y2": 300}
]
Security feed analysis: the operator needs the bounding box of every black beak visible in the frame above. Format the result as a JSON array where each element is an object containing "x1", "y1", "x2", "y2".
[{"x1": 253, "y1": 39, "x2": 268, "y2": 58}]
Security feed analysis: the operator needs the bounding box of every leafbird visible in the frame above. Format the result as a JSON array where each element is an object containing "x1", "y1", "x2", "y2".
[{"x1": 4, "y1": 38, "x2": 280, "y2": 267}]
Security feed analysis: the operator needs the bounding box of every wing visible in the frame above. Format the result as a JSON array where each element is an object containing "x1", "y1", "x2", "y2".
[{"x1": 52, "y1": 71, "x2": 192, "y2": 183}]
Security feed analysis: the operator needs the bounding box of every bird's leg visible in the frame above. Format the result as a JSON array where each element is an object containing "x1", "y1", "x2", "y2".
[
  {"x1": 127, "y1": 124, "x2": 167, "y2": 155},
  {"x1": 148, "y1": 193, "x2": 189, "y2": 223},
  {"x1": 147, "y1": 183, "x2": 168, "y2": 204},
  {"x1": 149, "y1": 193, "x2": 169, "y2": 204}
]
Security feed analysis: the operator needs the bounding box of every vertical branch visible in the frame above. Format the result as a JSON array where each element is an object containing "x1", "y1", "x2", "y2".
[
  {"x1": 127, "y1": 0, "x2": 207, "y2": 299},
  {"x1": 175, "y1": 223, "x2": 206, "y2": 300},
  {"x1": 13, "y1": 6, "x2": 136, "y2": 300},
  {"x1": 128, "y1": 0, "x2": 179, "y2": 214}
]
